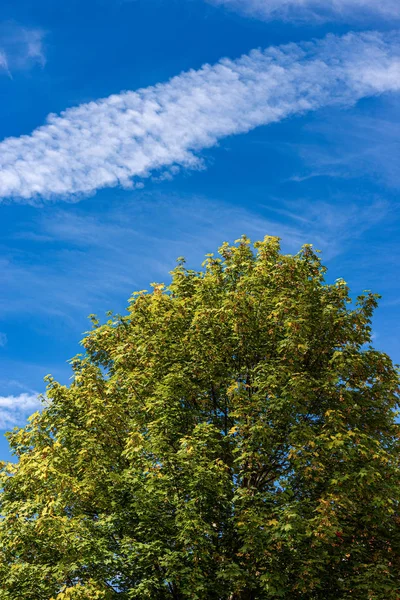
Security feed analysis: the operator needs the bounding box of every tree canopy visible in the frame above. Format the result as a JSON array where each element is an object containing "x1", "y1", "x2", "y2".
[{"x1": 1, "y1": 236, "x2": 399, "y2": 599}]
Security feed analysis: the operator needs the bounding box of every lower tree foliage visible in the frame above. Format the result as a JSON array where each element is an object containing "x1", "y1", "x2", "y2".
[{"x1": 0, "y1": 236, "x2": 399, "y2": 599}]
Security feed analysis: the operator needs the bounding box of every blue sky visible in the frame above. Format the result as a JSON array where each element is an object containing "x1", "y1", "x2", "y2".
[{"x1": 0, "y1": 0, "x2": 399, "y2": 460}]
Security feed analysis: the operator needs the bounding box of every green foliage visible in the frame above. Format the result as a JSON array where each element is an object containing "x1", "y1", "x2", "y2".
[{"x1": 1, "y1": 236, "x2": 399, "y2": 599}]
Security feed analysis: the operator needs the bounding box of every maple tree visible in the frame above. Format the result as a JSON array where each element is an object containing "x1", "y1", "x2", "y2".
[{"x1": 1, "y1": 236, "x2": 399, "y2": 599}]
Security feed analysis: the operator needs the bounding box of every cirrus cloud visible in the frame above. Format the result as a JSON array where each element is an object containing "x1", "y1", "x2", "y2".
[
  {"x1": 0, "y1": 31, "x2": 399, "y2": 202},
  {"x1": 207, "y1": 0, "x2": 400, "y2": 22}
]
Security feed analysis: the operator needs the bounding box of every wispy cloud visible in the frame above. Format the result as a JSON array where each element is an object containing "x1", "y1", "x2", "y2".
[
  {"x1": 0, "y1": 333, "x2": 7, "y2": 347},
  {"x1": 0, "y1": 192, "x2": 389, "y2": 324},
  {"x1": 0, "y1": 50, "x2": 9, "y2": 71},
  {"x1": 290, "y1": 99, "x2": 400, "y2": 188},
  {"x1": 0, "y1": 21, "x2": 46, "y2": 76},
  {"x1": 0, "y1": 31, "x2": 399, "y2": 202},
  {"x1": 0, "y1": 392, "x2": 42, "y2": 430},
  {"x1": 207, "y1": 0, "x2": 400, "y2": 22}
]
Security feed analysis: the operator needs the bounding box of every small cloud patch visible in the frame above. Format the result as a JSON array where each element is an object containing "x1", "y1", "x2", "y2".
[
  {"x1": 0, "y1": 392, "x2": 43, "y2": 430},
  {"x1": 0, "y1": 21, "x2": 46, "y2": 76}
]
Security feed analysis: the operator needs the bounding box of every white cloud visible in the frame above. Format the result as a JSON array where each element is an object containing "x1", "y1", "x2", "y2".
[
  {"x1": 0, "y1": 31, "x2": 399, "y2": 202},
  {"x1": 0, "y1": 392, "x2": 42, "y2": 430},
  {"x1": 207, "y1": 0, "x2": 400, "y2": 22},
  {"x1": 0, "y1": 333, "x2": 7, "y2": 347},
  {"x1": 0, "y1": 21, "x2": 46, "y2": 75}
]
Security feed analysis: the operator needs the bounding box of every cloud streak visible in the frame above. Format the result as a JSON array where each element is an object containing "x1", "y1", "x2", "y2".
[
  {"x1": 0, "y1": 31, "x2": 399, "y2": 202},
  {"x1": 0, "y1": 392, "x2": 42, "y2": 430},
  {"x1": 207, "y1": 0, "x2": 400, "y2": 22}
]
